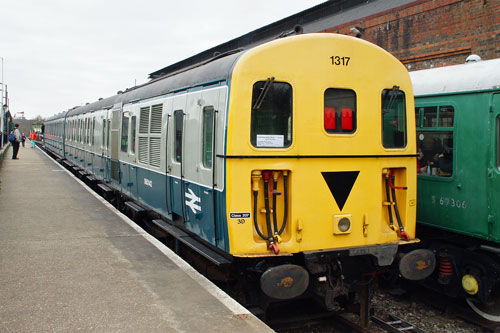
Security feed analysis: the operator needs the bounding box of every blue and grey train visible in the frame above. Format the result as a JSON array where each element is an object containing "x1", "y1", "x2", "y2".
[{"x1": 43, "y1": 33, "x2": 426, "y2": 321}]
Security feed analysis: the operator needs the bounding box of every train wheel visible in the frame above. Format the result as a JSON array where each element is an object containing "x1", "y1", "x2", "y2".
[{"x1": 466, "y1": 296, "x2": 500, "y2": 322}]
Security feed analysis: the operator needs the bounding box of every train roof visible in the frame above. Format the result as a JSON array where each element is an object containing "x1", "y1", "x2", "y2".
[{"x1": 410, "y1": 58, "x2": 500, "y2": 96}]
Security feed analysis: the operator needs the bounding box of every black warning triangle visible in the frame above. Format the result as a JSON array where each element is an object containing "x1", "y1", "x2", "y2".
[{"x1": 321, "y1": 171, "x2": 360, "y2": 211}]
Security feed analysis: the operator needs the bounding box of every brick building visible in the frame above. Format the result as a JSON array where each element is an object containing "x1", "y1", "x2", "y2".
[{"x1": 323, "y1": 0, "x2": 500, "y2": 70}]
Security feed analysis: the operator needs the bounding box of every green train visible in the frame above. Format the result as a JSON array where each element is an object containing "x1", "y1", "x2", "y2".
[{"x1": 410, "y1": 57, "x2": 500, "y2": 321}]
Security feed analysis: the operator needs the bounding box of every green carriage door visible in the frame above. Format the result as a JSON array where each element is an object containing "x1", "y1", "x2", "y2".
[{"x1": 488, "y1": 93, "x2": 500, "y2": 242}]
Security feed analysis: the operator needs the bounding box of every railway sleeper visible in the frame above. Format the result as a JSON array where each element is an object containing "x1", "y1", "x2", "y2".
[{"x1": 372, "y1": 314, "x2": 427, "y2": 333}]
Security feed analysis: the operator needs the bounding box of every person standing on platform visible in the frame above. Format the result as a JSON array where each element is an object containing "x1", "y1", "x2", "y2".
[
  {"x1": 30, "y1": 131, "x2": 37, "y2": 148},
  {"x1": 12, "y1": 124, "x2": 21, "y2": 159},
  {"x1": 21, "y1": 133, "x2": 26, "y2": 147}
]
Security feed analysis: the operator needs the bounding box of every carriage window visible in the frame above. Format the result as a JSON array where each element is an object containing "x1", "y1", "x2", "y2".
[
  {"x1": 92, "y1": 117, "x2": 96, "y2": 145},
  {"x1": 382, "y1": 88, "x2": 407, "y2": 148},
  {"x1": 174, "y1": 110, "x2": 183, "y2": 162},
  {"x1": 416, "y1": 105, "x2": 455, "y2": 177},
  {"x1": 438, "y1": 106, "x2": 454, "y2": 127},
  {"x1": 106, "y1": 120, "x2": 111, "y2": 150},
  {"x1": 121, "y1": 113, "x2": 129, "y2": 152},
  {"x1": 78, "y1": 119, "x2": 81, "y2": 142},
  {"x1": 130, "y1": 116, "x2": 136, "y2": 154},
  {"x1": 422, "y1": 106, "x2": 438, "y2": 127},
  {"x1": 102, "y1": 119, "x2": 106, "y2": 148},
  {"x1": 202, "y1": 106, "x2": 214, "y2": 168},
  {"x1": 251, "y1": 80, "x2": 292, "y2": 148},
  {"x1": 324, "y1": 88, "x2": 356, "y2": 134}
]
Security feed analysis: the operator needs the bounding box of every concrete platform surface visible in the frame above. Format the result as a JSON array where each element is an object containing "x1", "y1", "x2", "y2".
[{"x1": 0, "y1": 144, "x2": 273, "y2": 332}]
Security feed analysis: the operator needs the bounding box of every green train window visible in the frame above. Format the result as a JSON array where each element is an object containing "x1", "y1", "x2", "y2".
[
  {"x1": 416, "y1": 105, "x2": 454, "y2": 177},
  {"x1": 382, "y1": 88, "x2": 407, "y2": 148},
  {"x1": 251, "y1": 80, "x2": 292, "y2": 148},
  {"x1": 121, "y1": 113, "x2": 129, "y2": 152},
  {"x1": 202, "y1": 106, "x2": 214, "y2": 168},
  {"x1": 324, "y1": 88, "x2": 356, "y2": 134}
]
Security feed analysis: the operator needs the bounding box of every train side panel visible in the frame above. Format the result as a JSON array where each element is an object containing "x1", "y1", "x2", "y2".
[{"x1": 415, "y1": 92, "x2": 494, "y2": 240}]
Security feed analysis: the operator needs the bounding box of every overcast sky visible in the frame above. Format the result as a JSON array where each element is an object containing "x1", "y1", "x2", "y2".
[{"x1": 0, "y1": 0, "x2": 325, "y2": 120}]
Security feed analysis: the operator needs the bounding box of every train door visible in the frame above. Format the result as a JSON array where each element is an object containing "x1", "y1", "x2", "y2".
[
  {"x1": 167, "y1": 94, "x2": 187, "y2": 221},
  {"x1": 102, "y1": 110, "x2": 111, "y2": 182},
  {"x1": 110, "y1": 104, "x2": 122, "y2": 187},
  {"x1": 164, "y1": 98, "x2": 174, "y2": 217},
  {"x1": 119, "y1": 109, "x2": 131, "y2": 196},
  {"x1": 185, "y1": 89, "x2": 221, "y2": 244},
  {"x1": 488, "y1": 93, "x2": 500, "y2": 240},
  {"x1": 128, "y1": 110, "x2": 138, "y2": 199}
]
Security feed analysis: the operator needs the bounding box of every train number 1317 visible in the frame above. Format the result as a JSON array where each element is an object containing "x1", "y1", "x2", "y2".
[{"x1": 330, "y1": 56, "x2": 350, "y2": 66}]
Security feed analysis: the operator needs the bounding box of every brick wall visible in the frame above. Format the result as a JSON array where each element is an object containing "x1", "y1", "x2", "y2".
[{"x1": 323, "y1": 0, "x2": 500, "y2": 70}]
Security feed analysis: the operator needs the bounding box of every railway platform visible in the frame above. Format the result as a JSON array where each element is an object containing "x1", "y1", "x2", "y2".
[{"x1": 0, "y1": 144, "x2": 272, "y2": 332}]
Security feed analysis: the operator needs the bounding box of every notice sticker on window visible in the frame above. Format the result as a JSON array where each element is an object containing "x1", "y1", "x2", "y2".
[{"x1": 256, "y1": 135, "x2": 284, "y2": 147}]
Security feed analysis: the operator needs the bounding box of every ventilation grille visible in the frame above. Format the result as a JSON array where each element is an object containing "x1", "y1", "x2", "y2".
[
  {"x1": 138, "y1": 137, "x2": 148, "y2": 164},
  {"x1": 139, "y1": 107, "x2": 150, "y2": 134},
  {"x1": 150, "y1": 104, "x2": 163, "y2": 134},
  {"x1": 149, "y1": 137, "x2": 161, "y2": 167}
]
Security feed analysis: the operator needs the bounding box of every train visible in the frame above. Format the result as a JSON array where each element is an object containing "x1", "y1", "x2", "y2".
[
  {"x1": 43, "y1": 33, "x2": 425, "y2": 324},
  {"x1": 409, "y1": 57, "x2": 500, "y2": 321}
]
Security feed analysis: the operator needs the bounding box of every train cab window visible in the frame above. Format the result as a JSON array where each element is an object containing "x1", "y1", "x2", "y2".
[
  {"x1": 202, "y1": 106, "x2": 214, "y2": 168},
  {"x1": 174, "y1": 110, "x2": 183, "y2": 162},
  {"x1": 130, "y1": 116, "x2": 136, "y2": 154},
  {"x1": 382, "y1": 88, "x2": 407, "y2": 148},
  {"x1": 251, "y1": 80, "x2": 292, "y2": 148},
  {"x1": 324, "y1": 88, "x2": 356, "y2": 134},
  {"x1": 121, "y1": 113, "x2": 129, "y2": 152},
  {"x1": 416, "y1": 105, "x2": 455, "y2": 177}
]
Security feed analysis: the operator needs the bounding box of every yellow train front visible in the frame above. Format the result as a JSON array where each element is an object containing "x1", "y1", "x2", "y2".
[{"x1": 223, "y1": 34, "x2": 418, "y2": 312}]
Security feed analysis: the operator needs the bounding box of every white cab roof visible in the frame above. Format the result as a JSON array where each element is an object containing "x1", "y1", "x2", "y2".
[{"x1": 410, "y1": 58, "x2": 500, "y2": 96}]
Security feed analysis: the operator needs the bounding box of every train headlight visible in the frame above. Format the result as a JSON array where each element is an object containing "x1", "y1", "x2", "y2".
[{"x1": 334, "y1": 215, "x2": 352, "y2": 235}]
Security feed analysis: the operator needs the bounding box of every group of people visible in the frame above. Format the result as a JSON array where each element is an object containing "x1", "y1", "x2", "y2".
[{"x1": 9, "y1": 123, "x2": 37, "y2": 160}]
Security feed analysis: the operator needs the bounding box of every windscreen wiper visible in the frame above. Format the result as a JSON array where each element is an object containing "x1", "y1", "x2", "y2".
[
  {"x1": 383, "y1": 85, "x2": 400, "y2": 114},
  {"x1": 252, "y1": 77, "x2": 275, "y2": 110}
]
